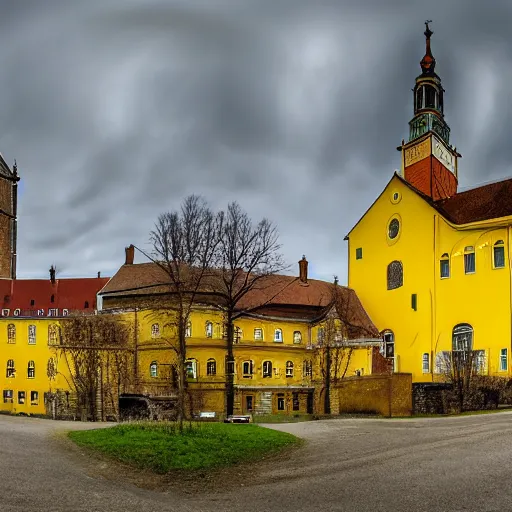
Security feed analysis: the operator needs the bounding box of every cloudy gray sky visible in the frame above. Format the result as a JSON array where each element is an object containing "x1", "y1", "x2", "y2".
[{"x1": 1, "y1": 0, "x2": 511, "y2": 283}]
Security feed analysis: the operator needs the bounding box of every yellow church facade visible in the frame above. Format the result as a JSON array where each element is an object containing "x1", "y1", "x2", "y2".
[{"x1": 347, "y1": 23, "x2": 512, "y2": 383}]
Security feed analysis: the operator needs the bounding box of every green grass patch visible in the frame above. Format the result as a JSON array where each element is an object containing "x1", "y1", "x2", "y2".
[{"x1": 68, "y1": 421, "x2": 299, "y2": 474}]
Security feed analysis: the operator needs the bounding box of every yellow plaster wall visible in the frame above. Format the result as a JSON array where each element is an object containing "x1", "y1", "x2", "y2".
[{"x1": 348, "y1": 174, "x2": 512, "y2": 381}]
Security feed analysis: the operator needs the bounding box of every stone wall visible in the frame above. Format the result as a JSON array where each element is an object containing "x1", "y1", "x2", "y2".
[{"x1": 412, "y1": 382, "x2": 452, "y2": 415}]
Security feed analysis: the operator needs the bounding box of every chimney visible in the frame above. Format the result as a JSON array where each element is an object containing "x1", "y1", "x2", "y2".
[
  {"x1": 298, "y1": 255, "x2": 308, "y2": 283},
  {"x1": 125, "y1": 245, "x2": 135, "y2": 265},
  {"x1": 97, "y1": 271, "x2": 101, "y2": 278},
  {"x1": 49, "y1": 265, "x2": 56, "y2": 284}
]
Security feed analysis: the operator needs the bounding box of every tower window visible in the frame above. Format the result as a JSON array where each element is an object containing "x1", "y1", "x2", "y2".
[
  {"x1": 464, "y1": 246, "x2": 475, "y2": 274},
  {"x1": 440, "y1": 253, "x2": 450, "y2": 278},
  {"x1": 494, "y1": 240, "x2": 505, "y2": 269},
  {"x1": 425, "y1": 85, "x2": 437, "y2": 109},
  {"x1": 416, "y1": 86, "x2": 424, "y2": 111}
]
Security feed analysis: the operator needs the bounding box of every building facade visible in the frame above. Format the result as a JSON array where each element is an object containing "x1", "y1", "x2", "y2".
[
  {"x1": 99, "y1": 247, "x2": 383, "y2": 417},
  {"x1": 346, "y1": 23, "x2": 512, "y2": 382}
]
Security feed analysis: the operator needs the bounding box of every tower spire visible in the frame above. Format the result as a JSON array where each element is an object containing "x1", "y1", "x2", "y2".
[{"x1": 420, "y1": 20, "x2": 436, "y2": 75}]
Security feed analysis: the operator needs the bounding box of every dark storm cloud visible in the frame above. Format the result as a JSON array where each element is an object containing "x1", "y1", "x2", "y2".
[{"x1": 1, "y1": 0, "x2": 512, "y2": 282}]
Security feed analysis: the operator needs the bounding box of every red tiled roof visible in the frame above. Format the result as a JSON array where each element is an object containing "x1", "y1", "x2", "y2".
[
  {"x1": 396, "y1": 173, "x2": 512, "y2": 224},
  {"x1": 0, "y1": 277, "x2": 110, "y2": 317},
  {"x1": 100, "y1": 263, "x2": 380, "y2": 339}
]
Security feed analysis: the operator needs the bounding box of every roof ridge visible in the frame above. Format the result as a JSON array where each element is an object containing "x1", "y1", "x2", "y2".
[{"x1": 455, "y1": 175, "x2": 512, "y2": 195}]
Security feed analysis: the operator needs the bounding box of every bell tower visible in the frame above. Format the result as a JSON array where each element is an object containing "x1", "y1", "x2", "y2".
[
  {"x1": 397, "y1": 22, "x2": 461, "y2": 200},
  {"x1": 0, "y1": 156, "x2": 19, "y2": 280}
]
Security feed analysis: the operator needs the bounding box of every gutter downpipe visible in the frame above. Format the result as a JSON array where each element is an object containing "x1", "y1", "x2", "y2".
[{"x1": 509, "y1": 226, "x2": 512, "y2": 378}]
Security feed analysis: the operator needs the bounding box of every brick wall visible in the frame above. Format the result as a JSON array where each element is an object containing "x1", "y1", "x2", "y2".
[
  {"x1": 412, "y1": 382, "x2": 452, "y2": 414},
  {"x1": 335, "y1": 373, "x2": 412, "y2": 417}
]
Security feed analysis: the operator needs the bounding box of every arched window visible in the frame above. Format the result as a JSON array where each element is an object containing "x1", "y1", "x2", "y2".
[
  {"x1": 425, "y1": 85, "x2": 437, "y2": 109},
  {"x1": 206, "y1": 358, "x2": 216, "y2": 376},
  {"x1": 286, "y1": 361, "x2": 294, "y2": 378},
  {"x1": 274, "y1": 329, "x2": 283, "y2": 342},
  {"x1": 293, "y1": 331, "x2": 302, "y2": 344},
  {"x1": 48, "y1": 324, "x2": 59, "y2": 345},
  {"x1": 151, "y1": 323, "x2": 160, "y2": 338},
  {"x1": 149, "y1": 361, "x2": 158, "y2": 378},
  {"x1": 242, "y1": 360, "x2": 254, "y2": 377},
  {"x1": 494, "y1": 240, "x2": 505, "y2": 269},
  {"x1": 387, "y1": 261, "x2": 403, "y2": 290},
  {"x1": 28, "y1": 325, "x2": 36, "y2": 345},
  {"x1": 303, "y1": 360, "x2": 312, "y2": 377},
  {"x1": 7, "y1": 324, "x2": 15, "y2": 344},
  {"x1": 6, "y1": 359, "x2": 15, "y2": 378},
  {"x1": 205, "y1": 321, "x2": 213, "y2": 338},
  {"x1": 27, "y1": 361, "x2": 35, "y2": 379},
  {"x1": 416, "y1": 86, "x2": 424, "y2": 111},
  {"x1": 440, "y1": 253, "x2": 450, "y2": 278},
  {"x1": 185, "y1": 321, "x2": 192, "y2": 338},
  {"x1": 464, "y1": 246, "x2": 475, "y2": 274},
  {"x1": 262, "y1": 360, "x2": 272, "y2": 378},
  {"x1": 452, "y1": 324, "x2": 473, "y2": 352}
]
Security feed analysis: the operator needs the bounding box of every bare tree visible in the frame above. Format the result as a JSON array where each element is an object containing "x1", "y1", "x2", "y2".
[
  {"x1": 213, "y1": 202, "x2": 288, "y2": 416},
  {"x1": 59, "y1": 313, "x2": 133, "y2": 421},
  {"x1": 316, "y1": 280, "x2": 381, "y2": 414},
  {"x1": 149, "y1": 195, "x2": 221, "y2": 430}
]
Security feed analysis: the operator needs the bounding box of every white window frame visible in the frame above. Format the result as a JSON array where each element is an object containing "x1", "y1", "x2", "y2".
[
  {"x1": 254, "y1": 328, "x2": 263, "y2": 341},
  {"x1": 149, "y1": 361, "x2": 158, "y2": 378},
  {"x1": 500, "y1": 348, "x2": 508, "y2": 372},
  {"x1": 293, "y1": 331, "x2": 302, "y2": 344},
  {"x1": 242, "y1": 360, "x2": 254, "y2": 378},
  {"x1": 422, "y1": 353, "x2": 430, "y2": 373},
  {"x1": 303, "y1": 360, "x2": 312, "y2": 377},
  {"x1": 151, "y1": 323, "x2": 160, "y2": 338},
  {"x1": 494, "y1": 241, "x2": 506, "y2": 269},
  {"x1": 185, "y1": 321, "x2": 192, "y2": 338},
  {"x1": 274, "y1": 329, "x2": 283, "y2": 343},
  {"x1": 206, "y1": 358, "x2": 216, "y2": 376},
  {"x1": 464, "y1": 246, "x2": 475, "y2": 274},
  {"x1": 262, "y1": 360, "x2": 272, "y2": 378},
  {"x1": 27, "y1": 360, "x2": 35, "y2": 379},
  {"x1": 205, "y1": 321, "x2": 213, "y2": 338},
  {"x1": 185, "y1": 359, "x2": 197, "y2": 379},
  {"x1": 28, "y1": 325, "x2": 36, "y2": 345},
  {"x1": 286, "y1": 361, "x2": 294, "y2": 378}
]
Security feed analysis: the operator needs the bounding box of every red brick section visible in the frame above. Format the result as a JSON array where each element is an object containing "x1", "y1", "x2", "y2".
[
  {"x1": 0, "y1": 177, "x2": 13, "y2": 279},
  {"x1": 431, "y1": 158, "x2": 457, "y2": 201},
  {"x1": 404, "y1": 156, "x2": 432, "y2": 197},
  {"x1": 404, "y1": 156, "x2": 457, "y2": 201}
]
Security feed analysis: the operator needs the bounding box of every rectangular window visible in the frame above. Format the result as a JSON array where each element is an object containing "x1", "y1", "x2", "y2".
[
  {"x1": 277, "y1": 394, "x2": 285, "y2": 411},
  {"x1": 355, "y1": 247, "x2": 363, "y2": 260},
  {"x1": 292, "y1": 392, "x2": 300, "y2": 411},
  {"x1": 185, "y1": 360, "x2": 197, "y2": 379},
  {"x1": 422, "y1": 353, "x2": 430, "y2": 373},
  {"x1": 494, "y1": 245, "x2": 506, "y2": 269},
  {"x1": 242, "y1": 361, "x2": 253, "y2": 377},
  {"x1": 464, "y1": 248, "x2": 475, "y2": 274},
  {"x1": 225, "y1": 359, "x2": 235, "y2": 376},
  {"x1": 440, "y1": 258, "x2": 450, "y2": 278},
  {"x1": 31, "y1": 391, "x2": 39, "y2": 405},
  {"x1": 245, "y1": 395, "x2": 253, "y2": 412},
  {"x1": 274, "y1": 329, "x2": 283, "y2": 342},
  {"x1": 3, "y1": 390, "x2": 13, "y2": 403},
  {"x1": 18, "y1": 391, "x2": 25, "y2": 404},
  {"x1": 500, "y1": 348, "x2": 508, "y2": 372},
  {"x1": 411, "y1": 294, "x2": 417, "y2": 311},
  {"x1": 475, "y1": 350, "x2": 486, "y2": 374},
  {"x1": 254, "y1": 328, "x2": 263, "y2": 341},
  {"x1": 28, "y1": 325, "x2": 36, "y2": 345}
]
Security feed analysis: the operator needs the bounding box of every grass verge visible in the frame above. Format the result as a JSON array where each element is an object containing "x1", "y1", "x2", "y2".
[{"x1": 68, "y1": 421, "x2": 299, "y2": 474}]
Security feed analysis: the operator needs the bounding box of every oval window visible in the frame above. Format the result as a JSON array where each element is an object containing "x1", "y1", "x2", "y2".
[{"x1": 388, "y1": 218, "x2": 400, "y2": 239}]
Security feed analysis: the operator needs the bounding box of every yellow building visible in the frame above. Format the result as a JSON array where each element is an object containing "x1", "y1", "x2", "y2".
[
  {"x1": 0, "y1": 270, "x2": 109, "y2": 416},
  {"x1": 99, "y1": 248, "x2": 383, "y2": 416},
  {"x1": 346, "y1": 24, "x2": 512, "y2": 383}
]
